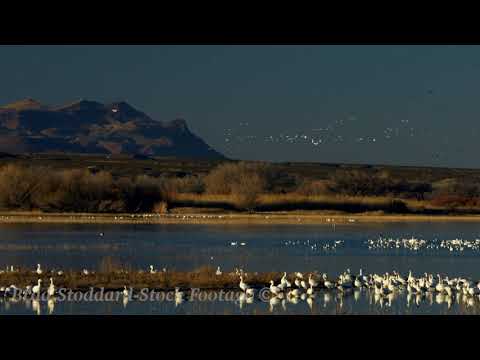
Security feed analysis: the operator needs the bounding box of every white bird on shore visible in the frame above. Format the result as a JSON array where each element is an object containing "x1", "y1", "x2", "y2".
[
  {"x1": 308, "y1": 274, "x2": 318, "y2": 288},
  {"x1": 32, "y1": 279, "x2": 42, "y2": 296},
  {"x1": 123, "y1": 286, "x2": 129, "y2": 298},
  {"x1": 216, "y1": 266, "x2": 222, "y2": 276},
  {"x1": 36, "y1": 264, "x2": 42, "y2": 275},
  {"x1": 47, "y1": 278, "x2": 55, "y2": 297},
  {"x1": 149, "y1": 265, "x2": 156, "y2": 274},
  {"x1": 270, "y1": 280, "x2": 281, "y2": 295},
  {"x1": 239, "y1": 276, "x2": 248, "y2": 292},
  {"x1": 288, "y1": 288, "x2": 301, "y2": 297},
  {"x1": 323, "y1": 274, "x2": 335, "y2": 289},
  {"x1": 295, "y1": 272, "x2": 303, "y2": 279},
  {"x1": 300, "y1": 280, "x2": 308, "y2": 290},
  {"x1": 307, "y1": 284, "x2": 314, "y2": 296},
  {"x1": 175, "y1": 287, "x2": 184, "y2": 300}
]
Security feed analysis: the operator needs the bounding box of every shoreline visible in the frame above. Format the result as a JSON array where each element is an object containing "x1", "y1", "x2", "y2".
[{"x1": 0, "y1": 211, "x2": 480, "y2": 225}]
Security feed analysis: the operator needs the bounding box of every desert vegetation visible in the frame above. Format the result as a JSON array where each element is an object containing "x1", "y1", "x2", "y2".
[{"x1": 1, "y1": 160, "x2": 480, "y2": 215}]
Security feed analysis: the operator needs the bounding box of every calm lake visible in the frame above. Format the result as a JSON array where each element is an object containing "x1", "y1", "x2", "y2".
[{"x1": 1, "y1": 221, "x2": 480, "y2": 315}]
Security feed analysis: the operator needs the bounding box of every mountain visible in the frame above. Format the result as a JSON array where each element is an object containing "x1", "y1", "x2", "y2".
[{"x1": 0, "y1": 99, "x2": 224, "y2": 159}]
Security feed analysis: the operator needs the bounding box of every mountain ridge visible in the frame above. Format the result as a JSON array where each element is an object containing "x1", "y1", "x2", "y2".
[{"x1": 0, "y1": 99, "x2": 224, "y2": 159}]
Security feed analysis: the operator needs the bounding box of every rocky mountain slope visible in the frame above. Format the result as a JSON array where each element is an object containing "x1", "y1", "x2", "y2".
[{"x1": 0, "y1": 98, "x2": 224, "y2": 159}]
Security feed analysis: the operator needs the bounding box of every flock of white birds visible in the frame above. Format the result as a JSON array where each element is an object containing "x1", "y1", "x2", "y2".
[
  {"x1": 365, "y1": 237, "x2": 480, "y2": 253},
  {"x1": 2, "y1": 262, "x2": 480, "y2": 314},
  {"x1": 235, "y1": 268, "x2": 480, "y2": 313},
  {"x1": 279, "y1": 236, "x2": 480, "y2": 254}
]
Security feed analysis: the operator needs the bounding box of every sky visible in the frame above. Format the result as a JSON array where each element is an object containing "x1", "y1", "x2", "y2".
[{"x1": 0, "y1": 45, "x2": 479, "y2": 168}]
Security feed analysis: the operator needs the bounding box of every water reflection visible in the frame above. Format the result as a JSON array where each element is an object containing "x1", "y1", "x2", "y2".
[{"x1": 2, "y1": 288, "x2": 480, "y2": 315}]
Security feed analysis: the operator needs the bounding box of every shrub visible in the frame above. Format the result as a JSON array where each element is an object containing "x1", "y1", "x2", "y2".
[
  {"x1": 167, "y1": 175, "x2": 205, "y2": 194},
  {"x1": 204, "y1": 162, "x2": 278, "y2": 210},
  {"x1": 0, "y1": 164, "x2": 177, "y2": 213},
  {"x1": 230, "y1": 173, "x2": 265, "y2": 211},
  {"x1": 204, "y1": 161, "x2": 274, "y2": 195},
  {"x1": 0, "y1": 164, "x2": 44, "y2": 210},
  {"x1": 118, "y1": 175, "x2": 175, "y2": 213}
]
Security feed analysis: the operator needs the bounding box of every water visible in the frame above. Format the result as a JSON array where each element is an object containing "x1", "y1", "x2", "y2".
[{"x1": 1, "y1": 221, "x2": 480, "y2": 315}]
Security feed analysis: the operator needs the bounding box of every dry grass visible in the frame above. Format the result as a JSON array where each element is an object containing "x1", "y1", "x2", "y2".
[
  {"x1": 0, "y1": 267, "x2": 298, "y2": 291},
  {"x1": 172, "y1": 193, "x2": 480, "y2": 215}
]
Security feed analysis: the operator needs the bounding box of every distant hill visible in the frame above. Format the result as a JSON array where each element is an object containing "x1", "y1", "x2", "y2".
[{"x1": 0, "y1": 99, "x2": 224, "y2": 159}]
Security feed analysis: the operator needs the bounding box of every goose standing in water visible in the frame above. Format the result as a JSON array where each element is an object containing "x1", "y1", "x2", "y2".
[
  {"x1": 245, "y1": 288, "x2": 255, "y2": 297},
  {"x1": 280, "y1": 272, "x2": 288, "y2": 287},
  {"x1": 300, "y1": 279, "x2": 308, "y2": 290},
  {"x1": 32, "y1": 279, "x2": 42, "y2": 297},
  {"x1": 308, "y1": 274, "x2": 318, "y2": 287},
  {"x1": 307, "y1": 284, "x2": 315, "y2": 296},
  {"x1": 47, "y1": 278, "x2": 55, "y2": 297},
  {"x1": 288, "y1": 288, "x2": 301, "y2": 298},
  {"x1": 175, "y1": 287, "x2": 185, "y2": 306},
  {"x1": 239, "y1": 276, "x2": 249, "y2": 292},
  {"x1": 354, "y1": 276, "x2": 363, "y2": 288},
  {"x1": 122, "y1": 288, "x2": 129, "y2": 308},
  {"x1": 270, "y1": 280, "x2": 281, "y2": 296},
  {"x1": 323, "y1": 274, "x2": 335, "y2": 289}
]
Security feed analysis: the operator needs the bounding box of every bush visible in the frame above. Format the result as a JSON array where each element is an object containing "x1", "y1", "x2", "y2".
[
  {"x1": 118, "y1": 175, "x2": 176, "y2": 213},
  {"x1": 204, "y1": 162, "x2": 276, "y2": 195},
  {"x1": 0, "y1": 164, "x2": 44, "y2": 210},
  {"x1": 167, "y1": 175, "x2": 205, "y2": 194},
  {"x1": 204, "y1": 162, "x2": 276, "y2": 210},
  {"x1": 0, "y1": 164, "x2": 176, "y2": 213},
  {"x1": 230, "y1": 173, "x2": 265, "y2": 211}
]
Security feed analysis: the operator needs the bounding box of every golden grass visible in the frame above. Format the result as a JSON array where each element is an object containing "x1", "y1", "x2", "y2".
[
  {"x1": 174, "y1": 193, "x2": 480, "y2": 215},
  {"x1": 0, "y1": 267, "x2": 295, "y2": 291}
]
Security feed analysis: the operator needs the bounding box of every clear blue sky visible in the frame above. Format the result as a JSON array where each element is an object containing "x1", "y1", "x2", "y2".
[{"x1": 0, "y1": 45, "x2": 479, "y2": 168}]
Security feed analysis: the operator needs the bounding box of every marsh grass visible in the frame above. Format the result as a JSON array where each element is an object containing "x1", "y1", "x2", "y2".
[{"x1": 0, "y1": 267, "x2": 301, "y2": 291}]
